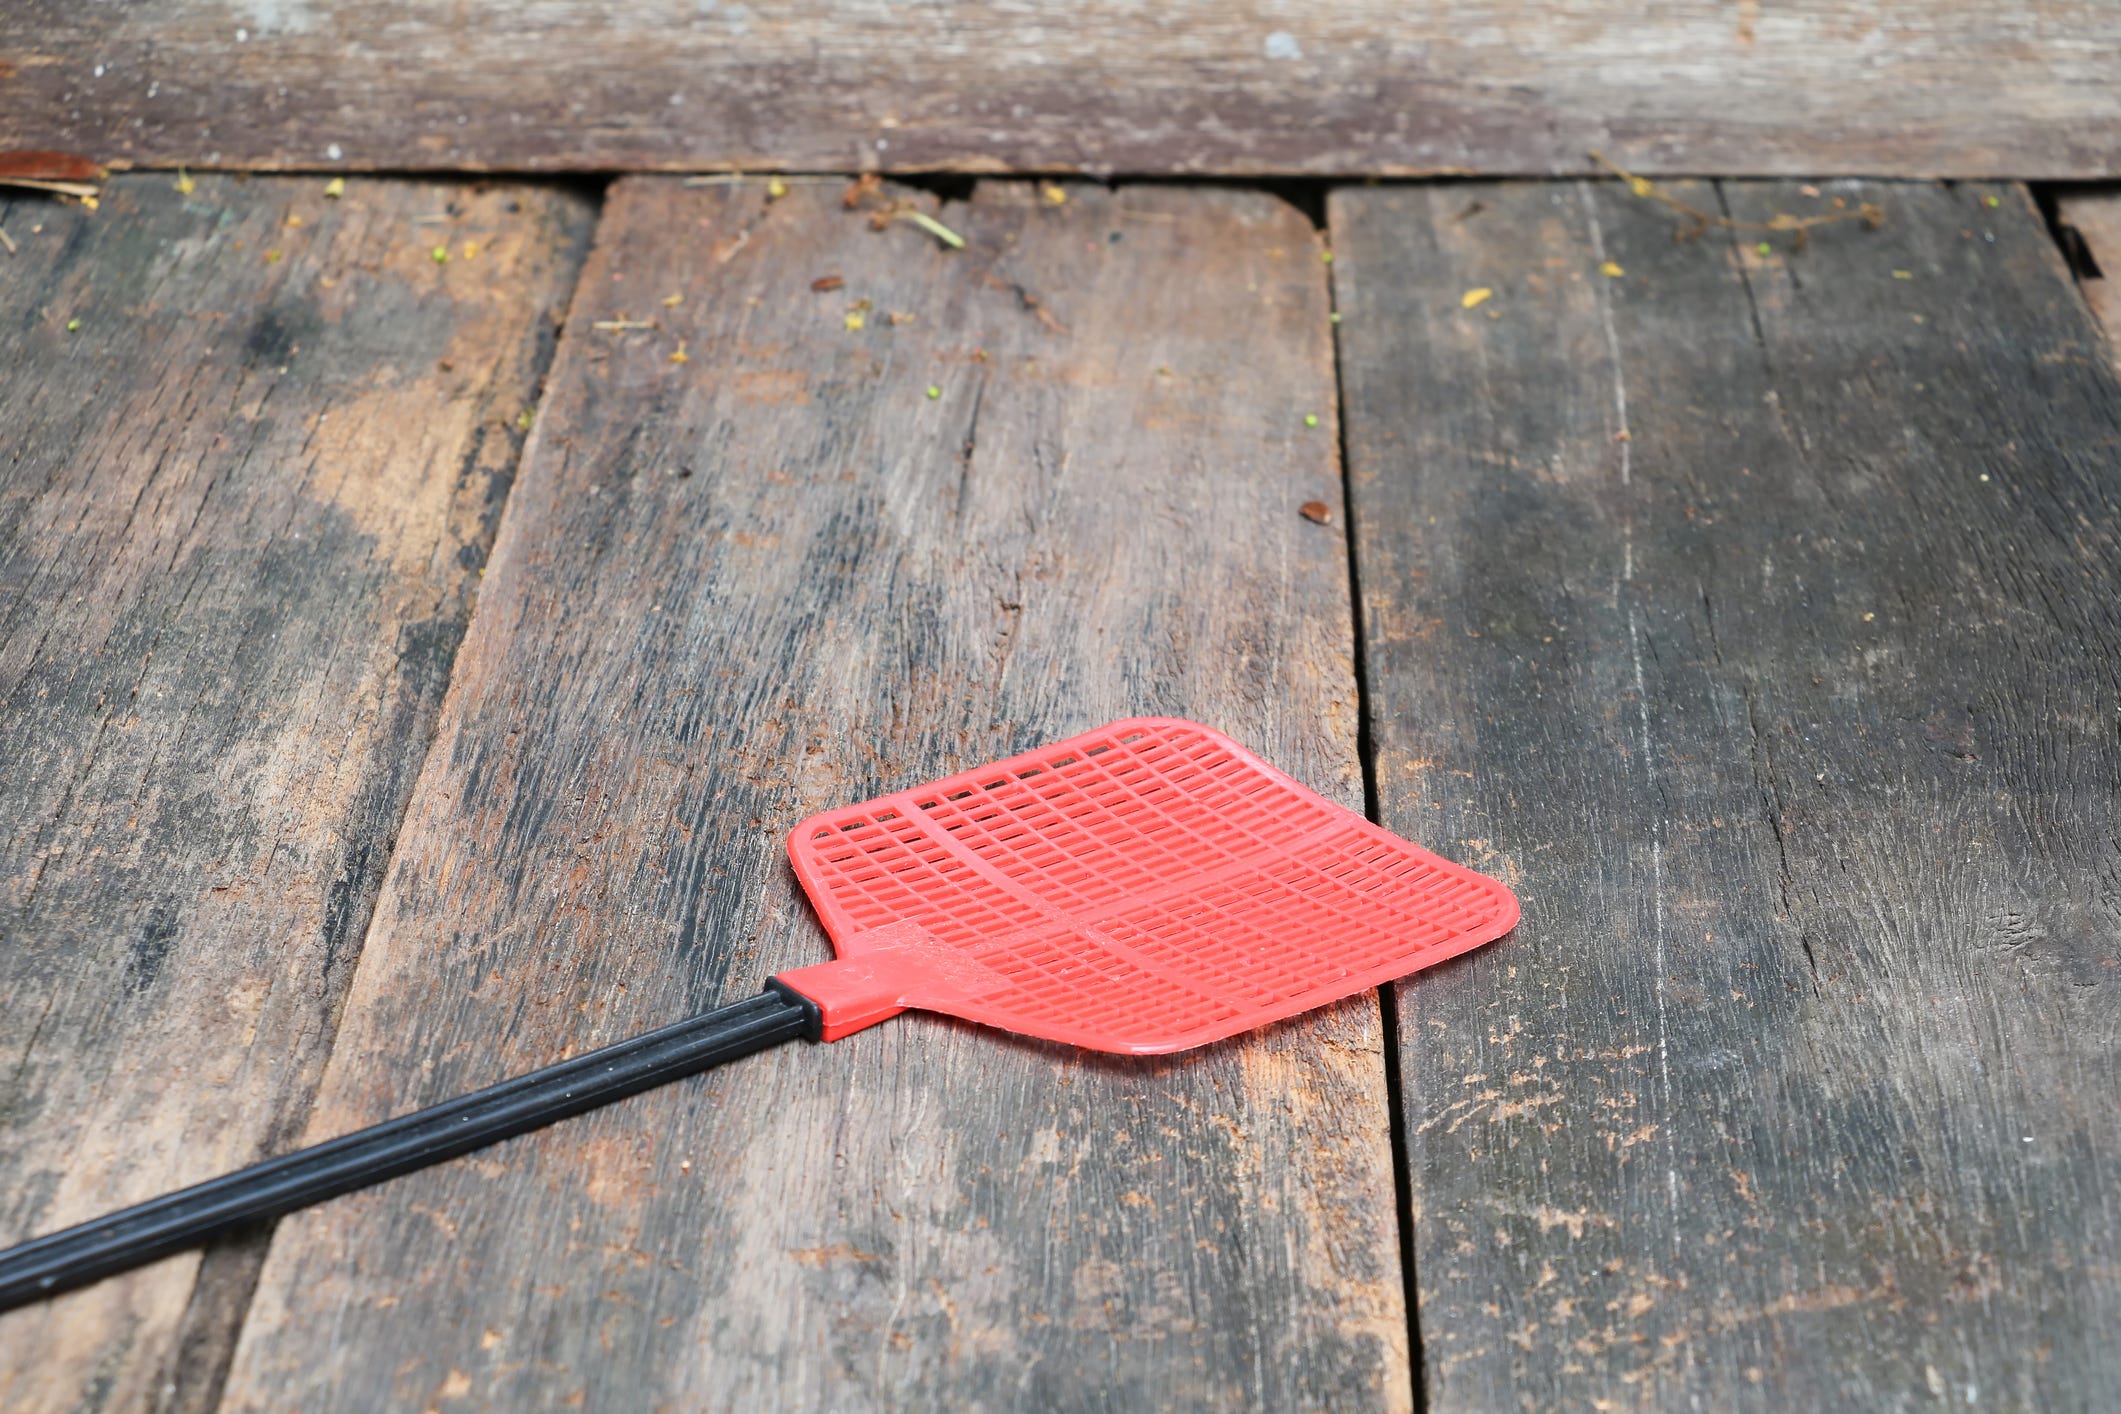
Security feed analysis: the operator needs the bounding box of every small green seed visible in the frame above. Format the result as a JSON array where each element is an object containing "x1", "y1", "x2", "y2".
[
  {"x1": 1756, "y1": 242, "x2": 1773, "y2": 256},
  {"x1": 1304, "y1": 414, "x2": 1319, "y2": 428},
  {"x1": 66, "y1": 318, "x2": 80, "y2": 332},
  {"x1": 927, "y1": 385, "x2": 941, "y2": 399}
]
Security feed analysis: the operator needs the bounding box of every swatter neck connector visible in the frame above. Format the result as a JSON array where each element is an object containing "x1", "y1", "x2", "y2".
[
  {"x1": 772, "y1": 955, "x2": 917, "y2": 1042},
  {"x1": 762, "y1": 978, "x2": 826, "y2": 1041},
  {"x1": 774, "y1": 919, "x2": 1005, "y2": 1042}
]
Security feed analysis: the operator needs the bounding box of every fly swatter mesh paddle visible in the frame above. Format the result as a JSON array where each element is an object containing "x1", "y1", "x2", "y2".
[{"x1": 780, "y1": 717, "x2": 1518, "y2": 1053}]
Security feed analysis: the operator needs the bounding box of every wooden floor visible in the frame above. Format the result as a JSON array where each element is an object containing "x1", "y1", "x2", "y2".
[{"x1": 2, "y1": 174, "x2": 2116, "y2": 1412}]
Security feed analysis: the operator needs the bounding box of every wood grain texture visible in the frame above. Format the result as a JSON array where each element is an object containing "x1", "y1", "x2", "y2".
[
  {"x1": 2059, "y1": 193, "x2": 2121, "y2": 354},
  {"x1": 1332, "y1": 180, "x2": 2121, "y2": 1409},
  {"x1": 5, "y1": 2, "x2": 2121, "y2": 179},
  {"x1": 218, "y1": 178, "x2": 1410, "y2": 1411},
  {"x1": 0, "y1": 174, "x2": 591, "y2": 1413}
]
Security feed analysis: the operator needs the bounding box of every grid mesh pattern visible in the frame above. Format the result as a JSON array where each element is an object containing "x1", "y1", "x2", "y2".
[{"x1": 787, "y1": 718, "x2": 1518, "y2": 1052}]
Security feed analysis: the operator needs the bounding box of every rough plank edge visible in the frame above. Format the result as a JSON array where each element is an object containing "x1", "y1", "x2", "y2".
[{"x1": 2057, "y1": 191, "x2": 2121, "y2": 357}]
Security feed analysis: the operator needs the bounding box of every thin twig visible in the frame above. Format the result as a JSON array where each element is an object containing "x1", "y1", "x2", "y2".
[
  {"x1": 833, "y1": 171, "x2": 966, "y2": 250},
  {"x1": 0, "y1": 224, "x2": 16, "y2": 256},
  {"x1": 0, "y1": 177, "x2": 100, "y2": 199},
  {"x1": 680, "y1": 173, "x2": 842, "y2": 187},
  {"x1": 1588, "y1": 151, "x2": 1882, "y2": 247},
  {"x1": 591, "y1": 318, "x2": 658, "y2": 332},
  {"x1": 894, "y1": 209, "x2": 965, "y2": 250}
]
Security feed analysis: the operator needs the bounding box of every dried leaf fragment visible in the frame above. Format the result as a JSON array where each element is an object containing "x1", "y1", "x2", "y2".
[
  {"x1": 843, "y1": 173, "x2": 882, "y2": 209},
  {"x1": 811, "y1": 274, "x2": 844, "y2": 292},
  {"x1": 1462, "y1": 287, "x2": 1493, "y2": 309},
  {"x1": 0, "y1": 150, "x2": 105, "y2": 183},
  {"x1": 324, "y1": 177, "x2": 346, "y2": 199},
  {"x1": 174, "y1": 168, "x2": 196, "y2": 196},
  {"x1": 1599, "y1": 260, "x2": 1625, "y2": 278}
]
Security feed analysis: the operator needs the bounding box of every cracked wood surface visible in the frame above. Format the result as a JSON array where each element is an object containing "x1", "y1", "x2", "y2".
[
  {"x1": 0, "y1": 177, "x2": 592, "y2": 1411},
  {"x1": 1332, "y1": 180, "x2": 2121, "y2": 1409},
  {"x1": 2060, "y1": 194, "x2": 2121, "y2": 358},
  {"x1": 5, "y1": 2, "x2": 2121, "y2": 179},
  {"x1": 215, "y1": 179, "x2": 1412, "y2": 1411}
]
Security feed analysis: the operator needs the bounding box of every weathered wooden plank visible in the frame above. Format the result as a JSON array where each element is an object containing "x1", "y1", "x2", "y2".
[
  {"x1": 2059, "y1": 193, "x2": 2121, "y2": 353},
  {"x1": 1333, "y1": 180, "x2": 2121, "y2": 1409},
  {"x1": 0, "y1": 175, "x2": 592, "y2": 1412},
  {"x1": 5, "y1": 2, "x2": 2120, "y2": 179},
  {"x1": 217, "y1": 178, "x2": 1408, "y2": 1410}
]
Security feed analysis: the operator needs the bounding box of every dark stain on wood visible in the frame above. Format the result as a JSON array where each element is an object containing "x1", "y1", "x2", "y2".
[
  {"x1": 216, "y1": 179, "x2": 1411, "y2": 1412},
  {"x1": 1332, "y1": 179, "x2": 2121, "y2": 1409},
  {"x1": 0, "y1": 175, "x2": 592, "y2": 1412},
  {"x1": 123, "y1": 905, "x2": 181, "y2": 994}
]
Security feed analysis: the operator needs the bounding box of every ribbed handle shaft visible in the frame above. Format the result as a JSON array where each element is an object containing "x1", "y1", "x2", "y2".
[{"x1": 0, "y1": 985, "x2": 819, "y2": 1312}]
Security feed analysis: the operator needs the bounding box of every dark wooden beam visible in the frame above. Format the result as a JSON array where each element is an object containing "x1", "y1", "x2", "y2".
[{"x1": 4, "y1": 3, "x2": 2119, "y2": 178}]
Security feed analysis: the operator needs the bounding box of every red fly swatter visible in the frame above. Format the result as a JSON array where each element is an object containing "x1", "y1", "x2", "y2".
[
  {"x1": 0, "y1": 717, "x2": 1516, "y2": 1310},
  {"x1": 779, "y1": 717, "x2": 1516, "y2": 1050}
]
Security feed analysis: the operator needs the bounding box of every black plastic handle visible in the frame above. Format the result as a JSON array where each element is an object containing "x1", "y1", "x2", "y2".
[{"x1": 0, "y1": 983, "x2": 821, "y2": 1313}]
